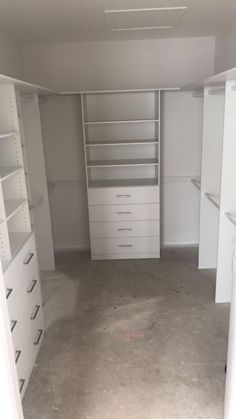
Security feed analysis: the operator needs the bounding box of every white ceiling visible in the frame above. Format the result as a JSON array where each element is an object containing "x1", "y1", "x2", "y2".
[{"x1": 0, "y1": 0, "x2": 235, "y2": 43}]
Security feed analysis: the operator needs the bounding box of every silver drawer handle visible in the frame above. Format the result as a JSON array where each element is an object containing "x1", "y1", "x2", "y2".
[
  {"x1": 117, "y1": 228, "x2": 132, "y2": 231},
  {"x1": 15, "y1": 350, "x2": 22, "y2": 364},
  {"x1": 31, "y1": 305, "x2": 40, "y2": 320},
  {"x1": 6, "y1": 288, "x2": 13, "y2": 299},
  {"x1": 34, "y1": 329, "x2": 43, "y2": 345},
  {"x1": 116, "y1": 194, "x2": 131, "y2": 197},
  {"x1": 117, "y1": 211, "x2": 131, "y2": 214},
  {"x1": 19, "y1": 379, "x2": 25, "y2": 393},
  {"x1": 118, "y1": 244, "x2": 133, "y2": 247},
  {"x1": 27, "y1": 279, "x2": 37, "y2": 294},
  {"x1": 11, "y1": 320, "x2": 17, "y2": 332},
  {"x1": 23, "y1": 252, "x2": 34, "y2": 265}
]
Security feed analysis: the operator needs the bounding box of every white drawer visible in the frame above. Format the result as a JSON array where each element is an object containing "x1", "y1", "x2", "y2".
[
  {"x1": 89, "y1": 203, "x2": 159, "y2": 222},
  {"x1": 91, "y1": 237, "x2": 160, "y2": 254},
  {"x1": 4, "y1": 233, "x2": 37, "y2": 297},
  {"x1": 90, "y1": 220, "x2": 160, "y2": 238},
  {"x1": 88, "y1": 185, "x2": 159, "y2": 205},
  {"x1": 7, "y1": 265, "x2": 40, "y2": 325},
  {"x1": 11, "y1": 285, "x2": 43, "y2": 356}
]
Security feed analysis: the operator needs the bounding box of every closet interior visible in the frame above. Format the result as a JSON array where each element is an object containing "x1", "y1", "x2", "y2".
[{"x1": 0, "y1": 65, "x2": 236, "y2": 416}]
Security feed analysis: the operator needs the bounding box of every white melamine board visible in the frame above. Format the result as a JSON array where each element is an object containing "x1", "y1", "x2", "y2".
[
  {"x1": 88, "y1": 165, "x2": 158, "y2": 182},
  {"x1": 161, "y1": 92, "x2": 203, "y2": 177},
  {"x1": 2, "y1": 170, "x2": 27, "y2": 200},
  {"x1": 0, "y1": 167, "x2": 23, "y2": 182},
  {"x1": 0, "y1": 268, "x2": 24, "y2": 419},
  {"x1": 198, "y1": 88, "x2": 225, "y2": 269},
  {"x1": 0, "y1": 134, "x2": 23, "y2": 167},
  {"x1": 161, "y1": 180, "x2": 200, "y2": 245},
  {"x1": 0, "y1": 84, "x2": 19, "y2": 132},
  {"x1": 216, "y1": 81, "x2": 236, "y2": 303},
  {"x1": 86, "y1": 143, "x2": 157, "y2": 161},
  {"x1": 85, "y1": 92, "x2": 157, "y2": 121},
  {"x1": 5, "y1": 199, "x2": 26, "y2": 221},
  {"x1": 21, "y1": 94, "x2": 55, "y2": 270},
  {"x1": 86, "y1": 122, "x2": 157, "y2": 143},
  {"x1": 87, "y1": 159, "x2": 158, "y2": 168}
]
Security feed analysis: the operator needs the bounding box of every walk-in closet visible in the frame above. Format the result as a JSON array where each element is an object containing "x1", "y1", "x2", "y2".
[{"x1": 1, "y1": 2, "x2": 236, "y2": 419}]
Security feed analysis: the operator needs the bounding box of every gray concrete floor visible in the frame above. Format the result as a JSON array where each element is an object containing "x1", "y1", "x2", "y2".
[{"x1": 23, "y1": 248, "x2": 229, "y2": 419}]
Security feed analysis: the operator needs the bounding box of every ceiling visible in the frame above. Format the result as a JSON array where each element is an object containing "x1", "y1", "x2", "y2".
[{"x1": 0, "y1": 0, "x2": 235, "y2": 43}]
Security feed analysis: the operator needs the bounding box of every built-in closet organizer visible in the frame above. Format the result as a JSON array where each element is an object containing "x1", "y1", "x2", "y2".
[
  {"x1": 81, "y1": 90, "x2": 160, "y2": 259},
  {"x1": 189, "y1": 68, "x2": 236, "y2": 303},
  {"x1": 0, "y1": 79, "x2": 55, "y2": 399}
]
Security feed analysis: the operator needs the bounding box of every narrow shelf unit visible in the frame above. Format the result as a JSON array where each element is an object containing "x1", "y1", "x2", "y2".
[
  {"x1": 81, "y1": 89, "x2": 161, "y2": 260},
  {"x1": 0, "y1": 84, "x2": 31, "y2": 269}
]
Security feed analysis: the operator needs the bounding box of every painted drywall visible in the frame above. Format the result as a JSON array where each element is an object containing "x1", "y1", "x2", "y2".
[
  {"x1": 0, "y1": 30, "x2": 23, "y2": 78},
  {"x1": 22, "y1": 37, "x2": 215, "y2": 91},
  {"x1": 215, "y1": 30, "x2": 236, "y2": 73},
  {"x1": 40, "y1": 91, "x2": 202, "y2": 250}
]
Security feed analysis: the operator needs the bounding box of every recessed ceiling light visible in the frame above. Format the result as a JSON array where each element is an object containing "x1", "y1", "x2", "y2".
[{"x1": 105, "y1": 6, "x2": 188, "y2": 32}]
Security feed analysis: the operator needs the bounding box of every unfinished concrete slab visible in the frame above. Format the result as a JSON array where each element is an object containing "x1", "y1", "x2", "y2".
[{"x1": 23, "y1": 247, "x2": 229, "y2": 419}]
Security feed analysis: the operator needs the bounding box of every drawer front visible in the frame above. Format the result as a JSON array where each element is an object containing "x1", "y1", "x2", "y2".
[
  {"x1": 90, "y1": 220, "x2": 160, "y2": 238},
  {"x1": 89, "y1": 204, "x2": 159, "y2": 222},
  {"x1": 88, "y1": 186, "x2": 159, "y2": 205},
  {"x1": 7, "y1": 265, "x2": 40, "y2": 324},
  {"x1": 91, "y1": 237, "x2": 160, "y2": 254},
  {"x1": 4, "y1": 233, "x2": 37, "y2": 296},
  {"x1": 11, "y1": 285, "x2": 43, "y2": 357}
]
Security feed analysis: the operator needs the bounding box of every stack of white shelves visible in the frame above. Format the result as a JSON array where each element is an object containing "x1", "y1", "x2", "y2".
[
  {"x1": 0, "y1": 83, "x2": 44, "y2": 399},
  {"x1": 81, "y1": 90, "x2": 160, "y2": 259}
]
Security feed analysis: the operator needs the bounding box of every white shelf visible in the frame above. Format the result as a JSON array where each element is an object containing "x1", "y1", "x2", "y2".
[
  {"x1": 88, "y1": 178, "x2": 159, "y2": 188},
  {"x1": 5, "y1": 199, "x2": 27, "y2": 221},
  {"x1": 86, "y1": 139, "x2": 158, "y2": 147},
  {"x1": 3, "y1": 232, "x2": 32, "y2": 271},
  {"x1": 87, "y1": 159, "x2": 159, "y2": 168},
  {"x1": 84, "y1": 119, "x2": 159, "y2": 125},
  {"x1": 9, "y1": 232, "x2": 32, "y2": 260},
  {"x1": 191, "y1": 178, "x2": 201, "y2": 190},
  {"x1": 0, "y1": 166, "x2": 23, "y2": 181},
  {"x1": 0, "y1": 131, "x2": 18, "y2": 139},
  {"x1": 205, "y1": 192, "x2": 220, "y2": 209}
]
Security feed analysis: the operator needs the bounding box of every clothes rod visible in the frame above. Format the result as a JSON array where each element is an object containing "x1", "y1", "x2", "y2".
[
  {"x1": 205, "y1": 192, "x2": 220, "y2": 209},
  {"x1": 191, "y1": 178, "x2": 201, "y2": 190},
  {"x1": 225, "y1": 212, "x2": 236, "y2": 227}
]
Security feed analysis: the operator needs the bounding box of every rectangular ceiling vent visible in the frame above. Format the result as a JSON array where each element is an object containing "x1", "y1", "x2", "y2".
[{"x1": 105, "y1": 6, "x2": 187, "y2": 31}]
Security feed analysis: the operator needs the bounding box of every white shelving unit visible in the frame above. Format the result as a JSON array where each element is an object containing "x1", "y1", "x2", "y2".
[{"x1": 81, "y1": 90, "x2": 160, "y2": 259}]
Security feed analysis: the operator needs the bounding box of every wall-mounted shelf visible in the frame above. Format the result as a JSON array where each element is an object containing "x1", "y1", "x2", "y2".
[
  {"x1": 0, "y1": 166, "x2": 23, "y2": 182},
  {"x1": 205, "y1": 192, "x2": 220, "y2": 209},
  {"x1": 86, "y1": 139, "x2": 158, "y2": 147},
  {"x1": 84, "y1": 119, "x2": 159, "y2": 125},
  {"x1": 5, "y1": 199, "x2": 27, "y2": 221},
  {"x1": 87, "y1": 159, "x2": 158, "y2": 168},
  {"x1": 225, "y1": 212, "x2": 236, "y2": 227},
  {"x1": 191, "y1": 178, "x2": 201, "y2": 190},
  {"x1": 89, "y1": 178, "x2": 159, "y2": 188},
  {"x1": 0, "y1": 131, "x2": 18, "y2": 139}
]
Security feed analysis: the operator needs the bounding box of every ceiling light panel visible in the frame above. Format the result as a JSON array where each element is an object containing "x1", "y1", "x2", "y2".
[{"x1": 105, "y1": 7, "x2": 187, "y2": 31}]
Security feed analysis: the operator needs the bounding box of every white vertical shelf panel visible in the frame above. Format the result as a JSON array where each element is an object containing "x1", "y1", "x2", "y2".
[
  {"x1": 216, "y1": 81, "x2": 236, "y2": 303},
  {"x1": 20, "y1": 94, "x2": 55, "y2": 270},
  {"x1": 198, "y1": 87, "x2": 225, "y2": 269}
]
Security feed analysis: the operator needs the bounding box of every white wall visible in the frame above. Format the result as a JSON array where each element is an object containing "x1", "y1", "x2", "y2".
[
  {"x1": 22, "y1": 37, "x2": 215, "y2": 91},
  {"x1": 40, "y1": 91, "x2": 203, "y2": 250},
  {"x1": 0, "y1": 30, "x2": 23, "y2": 78},
  {"x1": 215, "y1": 30, "x2": 236, "y2": 73},
  {"x1": 40, "y1": 95, "x2": 90, "y2": 251}
]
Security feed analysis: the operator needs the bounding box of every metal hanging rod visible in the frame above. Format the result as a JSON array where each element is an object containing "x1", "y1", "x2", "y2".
[
  {"x1": 205, "y1": 192, "x2": 220, "y2": 209},
  {"x1": 225, "y1": 212, "x2": 236, "y2": 227},
  {"x1": 191, "y1": 178, "x2": 201, "y2": 190}
]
